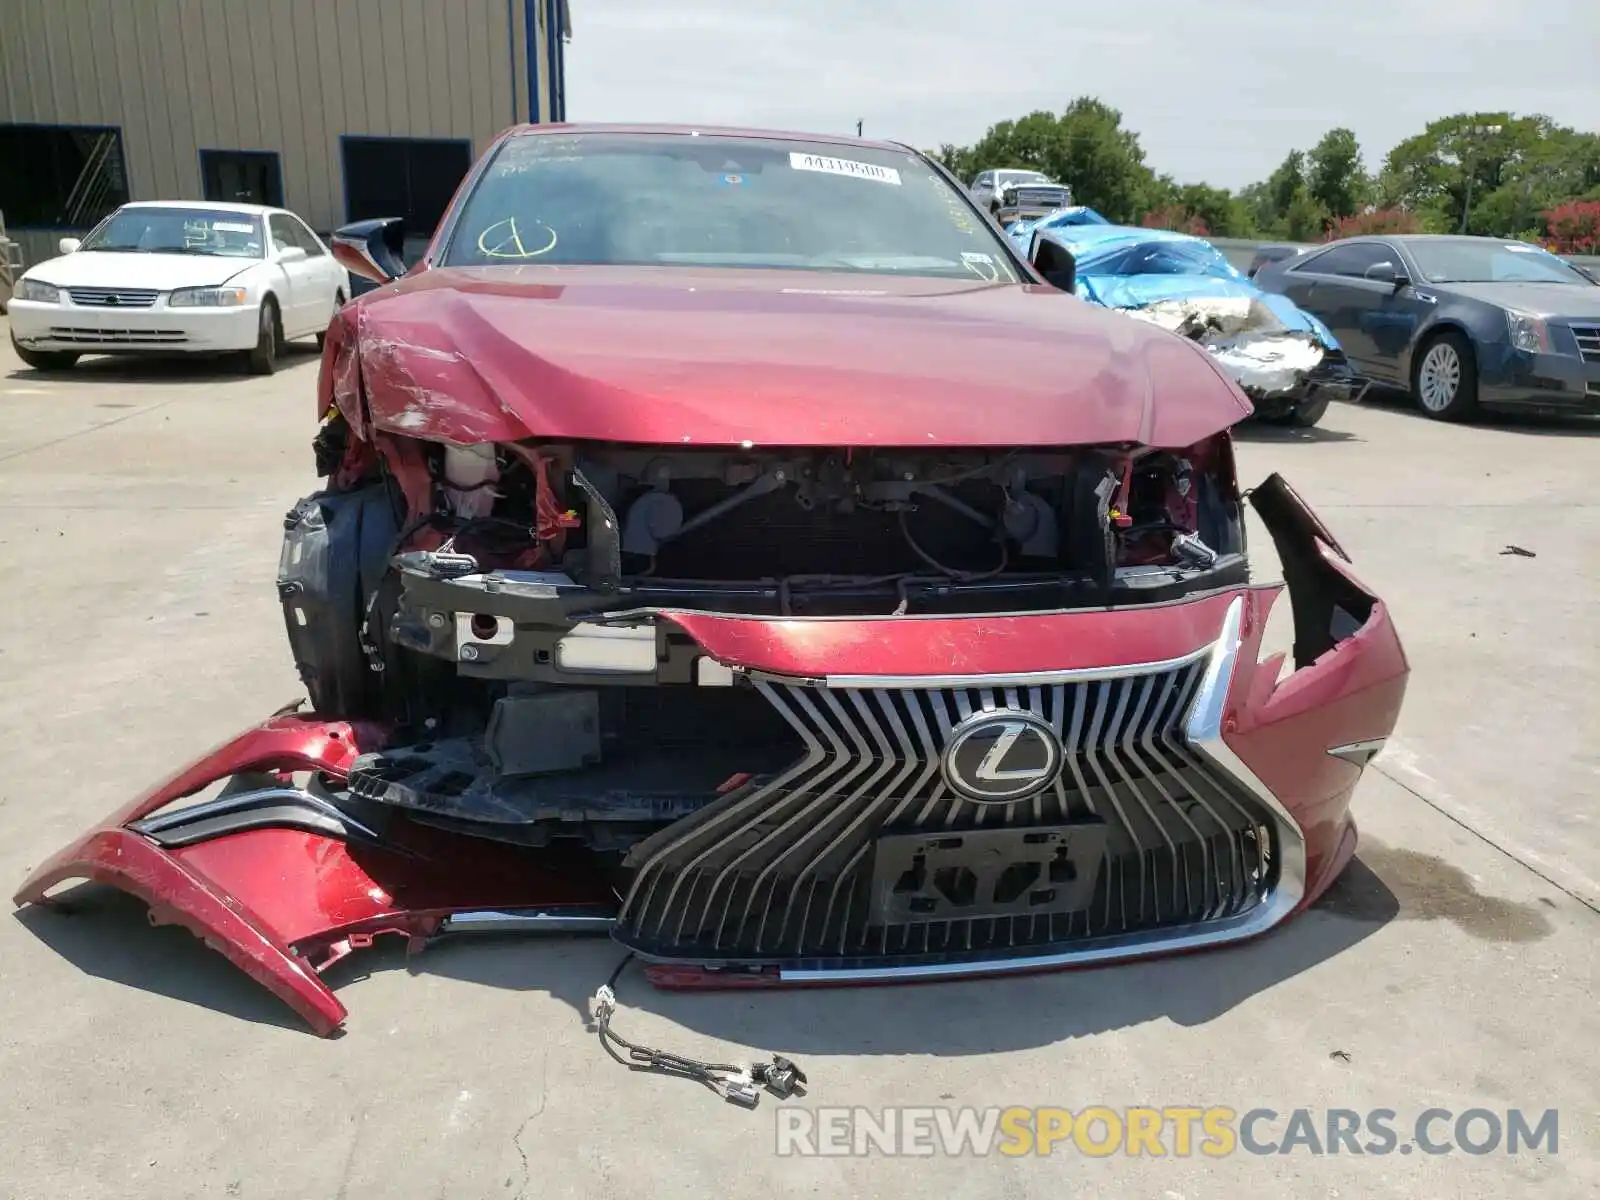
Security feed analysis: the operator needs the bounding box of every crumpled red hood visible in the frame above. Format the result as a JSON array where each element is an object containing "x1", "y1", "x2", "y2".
[{"x1": 326, "y1": 265, "x2": 1252, "y2": 449}]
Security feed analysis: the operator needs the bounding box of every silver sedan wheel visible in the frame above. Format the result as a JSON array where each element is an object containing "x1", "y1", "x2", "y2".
[{"x1": 1417, "y1": 341, "x2": 1461, "y2": 412}]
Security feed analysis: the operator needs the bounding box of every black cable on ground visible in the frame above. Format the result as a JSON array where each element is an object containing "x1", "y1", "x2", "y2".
[{"x1": 590, "y1": 952, "x2": 807, "y2": 1109}]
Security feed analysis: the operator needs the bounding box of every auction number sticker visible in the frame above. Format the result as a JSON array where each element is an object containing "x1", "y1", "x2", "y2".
[{"x1": 789, "y1": 152, "x2": 901, "y2": 185}]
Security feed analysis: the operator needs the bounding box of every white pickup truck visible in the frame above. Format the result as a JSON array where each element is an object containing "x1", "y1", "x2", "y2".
[{"x1": 967, "y1": 169, "x2": 1074, "y2": 226}]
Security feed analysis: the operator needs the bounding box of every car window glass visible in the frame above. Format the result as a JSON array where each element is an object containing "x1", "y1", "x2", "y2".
[
  {"x1": 1407, "y1": 240, "x2": 1589, "y2": 284},
  {"x1": 974, "y1": 173, "x2": 992, "y2": 188},
  {"x1": 76, "y1": 207, "x2": 264, "y2": 258},
  {"x1": 444, "y1": 132, "x2": 1022, "y2": 282},
  {"x1": 268, "y1": 214, "x2": 298, "y2": 254},
  {"x1": 1295, "y1": 243, "x2": 1389, "y2": 278},
  {"x1": 291, "y1": 216, "x2": 327, "y2": 257}
]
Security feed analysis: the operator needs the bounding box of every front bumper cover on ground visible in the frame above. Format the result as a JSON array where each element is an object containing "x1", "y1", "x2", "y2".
[{"x1": 13, "y1": 476, "x2": 1407, "y2": 1034}]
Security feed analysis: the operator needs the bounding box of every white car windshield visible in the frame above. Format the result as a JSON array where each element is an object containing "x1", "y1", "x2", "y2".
[
  {"x1": 443, "y1": 133, "x2": 1020, "y2": 282},
  {"x1": 79, "y1": 208, "x2": 265, "y2": 258}
]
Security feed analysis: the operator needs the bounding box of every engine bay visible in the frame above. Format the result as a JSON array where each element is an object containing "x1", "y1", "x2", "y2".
[{"x1": 318, "y1": 418, "x2": 1249, "y2": 621}]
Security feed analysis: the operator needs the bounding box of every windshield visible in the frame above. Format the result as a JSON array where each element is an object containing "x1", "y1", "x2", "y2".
[
  {"x1": 442, "y1": 133, "x2": 1020, "y2": 282},
  {"x1": 80, "y1": 207, "x2": 264, "y2": 258},
  {"x1": 1407, "y1": 240, "x2": 1589, "y2": 285},
  {"x1": 999, "y1": 171, "x2": 1050, "y2": 186}
]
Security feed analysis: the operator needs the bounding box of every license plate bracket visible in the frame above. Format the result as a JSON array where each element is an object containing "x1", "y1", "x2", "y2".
[{"x1": 869, "y1": 820, "x2": 1108, "y2": 925}]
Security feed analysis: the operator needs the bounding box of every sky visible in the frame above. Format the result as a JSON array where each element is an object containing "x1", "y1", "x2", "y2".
[{"x1": 564, "y1": 0, "x2": 1600, "y2": 191}]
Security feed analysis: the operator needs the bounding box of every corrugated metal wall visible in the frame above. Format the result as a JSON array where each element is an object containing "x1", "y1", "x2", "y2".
[{"x1": 0, "y1": 0, "x2": 559, "y2": 267}]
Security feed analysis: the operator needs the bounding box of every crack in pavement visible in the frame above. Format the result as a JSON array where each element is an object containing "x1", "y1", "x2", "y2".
[
  {"x1": 0, "y1": 398, "x2": 182, "y2": 464},
  {"x1": 510, "y1": 1052, "x2": 550, "y2": 1200},
  {"x1": 1372, "y1": 760, "x2": 1600, "y2": 917}
]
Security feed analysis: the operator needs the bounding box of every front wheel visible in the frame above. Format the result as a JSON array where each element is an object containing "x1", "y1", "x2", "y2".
[
  {"x1": 244, "y1": 298, "x2": 280, "y2": 375},
  {"x1": 1411, "y1": 331, "x2": 1479, "y2": 421},
  {"x1": 1262, "y1": 392, "x2": 1331, "y2": 428},
  {"x1": 12, "y1": 335, "x2": 79, "y2": 372}
]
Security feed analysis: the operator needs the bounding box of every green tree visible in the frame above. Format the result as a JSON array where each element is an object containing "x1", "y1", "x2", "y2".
[
  {"x1": 1174, "y1": 183, "x2": 1251, "y2": 236},
  {"x1": 1374, "y1": 112, "x2": 1588, "y2": 236},
  {"x1": 928, "y1": 143, "x2": 979, "y2": 183},
  {"x1": 943, "y1": 98, "x2": 1161, "y2": 224},
  {"x1": 1307, "y1": 128, "x2": 1367, "y2": 219},
  {"x1": 1266, "y1": 151, "x2": 1308, "y2": 222}
]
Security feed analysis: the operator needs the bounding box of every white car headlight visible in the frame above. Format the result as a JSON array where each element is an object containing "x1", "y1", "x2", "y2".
[
  {"x1": 169, "y1": 286, "x2": 250, "y2": 308},
  {"x1": 17, "y1": 278, "x2": 61, "y2": 303},
  {"x1": 1506, "y1": 310, "x2": 1550, "y2": 354}
]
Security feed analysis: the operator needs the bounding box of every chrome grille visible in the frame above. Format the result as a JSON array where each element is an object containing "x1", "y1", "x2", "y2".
[
  {"x1": 1012, "y1": 186, "x2": 1070, "y2": 208},
  {"x1": 47, "y1": 326, "x2": 188, "y2": 344},
  {"x1": 616, "y1": 659, "x2": 1280, "y2": 966},
  {"x1": 65, "y1": 287, "x2": 160, "y2": 308},
  {"x1": 1570, "y1": 323, "x2": 1600, "y2": 364}
]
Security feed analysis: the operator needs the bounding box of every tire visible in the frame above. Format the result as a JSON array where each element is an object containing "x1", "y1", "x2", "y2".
[
  {"x1": 11, "y1": 336, "x2": 79, "y2": 372},
  {"x1": 1263, "y1": 393, "x2": 1332, "y2": 428},
  {"x1": 1410, "y1": 330, "x2": 1479, "y2": 421},
  {"x1": 314, "y1": 291, "x2": 346, "y2": 352},
  {"x1": 245, "y1": 298, "x2": 280, "y2": 375}
]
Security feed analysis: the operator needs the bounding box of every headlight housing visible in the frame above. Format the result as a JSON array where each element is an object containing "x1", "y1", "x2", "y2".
[
  {"x1": 169, "y1": 286, "x2": 250, "y2": 308},
  {"x1": 17, "y1": 278, "x2": 61, "y2": 303},
  {"x1": 1506, "y1": 309, "x2": 1550, "y2": 354}
]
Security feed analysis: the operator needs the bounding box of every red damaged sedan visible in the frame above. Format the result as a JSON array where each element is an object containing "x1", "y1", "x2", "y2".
[{"x1": 15, "y1": 125, "x2": 1408, "y2": 1035}]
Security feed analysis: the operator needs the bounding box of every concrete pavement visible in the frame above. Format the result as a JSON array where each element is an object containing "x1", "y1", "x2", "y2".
[{"x1": 0, "y1": 325, "x2": 1595, "y2": 1199}]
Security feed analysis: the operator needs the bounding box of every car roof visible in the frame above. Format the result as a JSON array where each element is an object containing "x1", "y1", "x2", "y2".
[
  {"x1": 497, "y1": 121, "x2": 911, "y2": 154},
  {"x1": 120, "y1": 200, "x2": 279, "y2": 216},
  {"x1": 1052, "y1": 224, "x2": 1207, "y2": 251},
  {"x1": 1336, "y1": 234, "x2": 1544, "y2": 248}
]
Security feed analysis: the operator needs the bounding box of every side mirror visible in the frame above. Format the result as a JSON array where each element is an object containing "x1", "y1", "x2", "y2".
[
  {"x1": 58, "y1": 237, "x2": 82, "y2": 254},
  {"x1": 330, "y1": 217, "x2": 407, "y2": 283},
  {"x1": 1029, "y1": 233, "x2": 1077, "y2": 293},
  {"x1": 1364, "y1": 261, "x2": 1409, "y2": 289},
  {"x1": 277, "y1": 245, "x2": 308, "y2": 264}
]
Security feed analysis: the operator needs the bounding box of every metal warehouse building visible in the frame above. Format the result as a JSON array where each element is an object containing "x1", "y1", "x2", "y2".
[{"x1": 0, "y1": 0, "x2": 572, "y2": 271}]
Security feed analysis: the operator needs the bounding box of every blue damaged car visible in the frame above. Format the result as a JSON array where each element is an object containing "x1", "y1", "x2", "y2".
[{"x1": 1019, "y1": 221, "x2": 1354, "y2": 427}]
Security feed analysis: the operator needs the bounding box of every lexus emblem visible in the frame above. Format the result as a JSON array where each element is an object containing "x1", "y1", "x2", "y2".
[{"x1": 942, "y1": 710, "x2": 1063, "y2": 804}]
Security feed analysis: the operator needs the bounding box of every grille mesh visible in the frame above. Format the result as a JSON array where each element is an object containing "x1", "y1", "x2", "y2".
[
  {"x1": 1570, "y1": 323, "x2": 1600, "y2": 364},
  {"x1": 616, "y1": 661, "x2": 1278, "y2": 966},
  {"x1": 65, "y1": 287, "x2": 160, "y2": 308}
]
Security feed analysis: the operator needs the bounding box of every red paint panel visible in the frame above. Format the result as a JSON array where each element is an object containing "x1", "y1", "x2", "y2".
[
  {"x1": 1221, "y1": 555, "x2": 1409, "y2": 905},
  {"x1": 663, "y1": 590, "x2": 1244, "y2": 679},
  {"x1": 348, "y1": 265, "x2": 1252, "y2": 450},
  {"x1": 17, "y1": 827, "x2": 349, "y2": 1036},
  {"x1": 171, "y1": 827, "x2": 612, "y2": 950},
  {"x1": 12, "y1": 714, "x2": 614, "y2": 1035}
]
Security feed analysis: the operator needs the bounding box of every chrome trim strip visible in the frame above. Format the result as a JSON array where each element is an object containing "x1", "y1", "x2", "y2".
[
  {"x1": 1327, "y1": 738, "x2": 1387, "y2": 766},
  {"x1": 778, "y1": 594, "x2": 1309, "y2": 984},
  {"x1": 819, "y1": 645, "x2": 1212, "y2": 690},
  {"x1": 436, "y1": 909, "x2": 617, "y2": 935},
  {"x1": 130, "y1": 786, "x2": 379, "y2": 841}
]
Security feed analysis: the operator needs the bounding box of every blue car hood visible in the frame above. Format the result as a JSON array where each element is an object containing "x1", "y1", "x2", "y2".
[{"x1": 1079, "y1": 273, "x2": 1341, "y2": 349}]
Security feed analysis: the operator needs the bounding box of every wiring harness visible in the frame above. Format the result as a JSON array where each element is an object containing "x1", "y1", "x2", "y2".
[{"x1": 591, "y1": 957, "x2": 808, "y2": 1109}]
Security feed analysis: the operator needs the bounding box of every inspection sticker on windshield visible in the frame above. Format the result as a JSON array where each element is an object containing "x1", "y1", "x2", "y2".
[
  {"x1": 213, "y1": 221, "x2": 255, "y2": 233},
  {"x1": 789, "y1": 153, "x2": 901, "y2": 185}
]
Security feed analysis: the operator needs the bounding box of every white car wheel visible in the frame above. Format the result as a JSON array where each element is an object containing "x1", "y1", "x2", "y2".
[{"x1": 1416, "y1": 341, "x2": 1460, "y2": 412}]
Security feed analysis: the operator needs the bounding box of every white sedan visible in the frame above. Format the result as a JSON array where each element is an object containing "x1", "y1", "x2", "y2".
[{"x1": 7, "y1": 201, "x2": 350, "y2": 374}]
